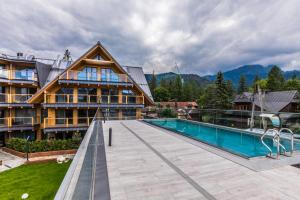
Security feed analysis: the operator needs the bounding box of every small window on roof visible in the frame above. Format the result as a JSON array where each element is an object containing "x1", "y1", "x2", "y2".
[{"x1": 94, "y1": 54, "x2": 102, "y2": 60}]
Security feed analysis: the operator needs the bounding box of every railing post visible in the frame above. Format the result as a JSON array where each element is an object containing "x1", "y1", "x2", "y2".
[
  {"x1": 44, "y1": 118, "x2": 46, "y2": 128},
  {"x1": 66, "y1": 118, "x2": 69, "y2": 127},
  {"x1": 31, "y1": 117, "x2": 34, "y2": 126},
  {"x1": 109, "y1": 128, "x2": 112, "y2": 146},
  {"x1": 126, "y1": 96, "x2": 128, "y2": 104},
  {"x1": 44, "y1": 93, "x2": 47, "y2": 103},
  {"x1": 108, "y1": 95, "x2": 110, "y2": 104}
]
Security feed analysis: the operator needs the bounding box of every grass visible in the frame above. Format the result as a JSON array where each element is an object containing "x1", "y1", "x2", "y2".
[{"x1": 0, "y1": 161, "x2": 70, "y2": 200}]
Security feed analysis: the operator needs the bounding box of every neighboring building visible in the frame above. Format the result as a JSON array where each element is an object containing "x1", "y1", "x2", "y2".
[
  {"x1": 157, "y1": 102, "x2": 198, "y2": 110},
  {"x1": 233, "y1": 90, "x2": 300, "y2": 113},
  {"x1": 0, "y1": 42, "x2": 153, "y2": 145},
  {"x1": 0, "y1": 53, "x2": 52, "y2": 145}
]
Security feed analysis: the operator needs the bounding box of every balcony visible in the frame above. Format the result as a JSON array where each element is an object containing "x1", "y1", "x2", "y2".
[
  {"x1": 0, "y1": 68, "x2": 38, "y2": 85},
  {"x1": 42, "y1": 94, "x2": 145, "y2": 108},
  {"x1": 0, "y1": 93, "x2": 33, "y2": 107},
  {"x1": 58, "y1": 70, "x2": 133, "y2": 86},
  {"x1": 0, "y1": 117, "x2": 35, "y2": 131},
  {"x1": 43, "y1": 117, "x2": 92, "y2": 132}
]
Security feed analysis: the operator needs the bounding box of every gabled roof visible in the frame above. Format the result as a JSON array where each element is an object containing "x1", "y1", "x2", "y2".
[
  {"x1": 234, "y1": 90, "x2": 299, "y2": 112},
  {"x1": 28, "y1": 42, "x2": 154, "y2": 105}
]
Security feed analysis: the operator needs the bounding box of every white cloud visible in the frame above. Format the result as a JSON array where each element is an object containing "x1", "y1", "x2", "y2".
[{"x1": 0, "y1": 0, "x2": 300, "y2": 75}]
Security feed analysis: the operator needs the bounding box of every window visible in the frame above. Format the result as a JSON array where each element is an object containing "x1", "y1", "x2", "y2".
[
  {"x1": 101, "y1": 68, "x2": 119, "y2": 82},
  {"x1": 78, "y1": 67, "x2": 97, "y2": 81},
  {"x1": 78, "y1": 88, "x2": 97, "y2": 103},
  {"x1": 123, "y1": 109, "x2": 136, "y2": 119},
  {"x1": 94, "y1": 54, "x2": 102, "y2": 60},
  {"x1": 56, "y1": 88, "x2": 73, "y2": 103},
  {"x1": 0, "y1": 65, "x2": 7, "y2": 78},
  {"x1": 55, "y1": 110, "x2": 73, "y2": 125},
  {"x1": 122, "y1": 90, "x2": 136, "y2": 104},
  {"x1": 15, "y1": 67, "x2": 35, "y2": 80}
]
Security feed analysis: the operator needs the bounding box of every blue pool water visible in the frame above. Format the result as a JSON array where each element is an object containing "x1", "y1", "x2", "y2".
[{"x1": 144, "y1": 119, "x2": 300, "y2": 158}]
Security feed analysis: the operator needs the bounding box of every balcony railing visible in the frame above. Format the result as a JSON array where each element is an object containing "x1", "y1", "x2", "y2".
[
  {"x1": 0, "y1": 69, "x2": 37, "y2": 81},
  {"x1": 59, "y1": 70, "x2": 132, "y2": 83},
  {"x1": 43, "y1": 117, "x2": 93, "y2": 129},
  {"x1": 44, "y1": 94, "x2": 144, "y2": 104},
  {"x1": 0, "y1": 117, "x2": 35, "y2": 127},
  {"x1": 0, "y1": 93, "x2": 32, "y2": 103}
]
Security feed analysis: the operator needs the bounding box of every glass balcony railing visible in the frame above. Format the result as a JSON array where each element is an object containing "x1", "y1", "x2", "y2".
[
  {"x1": 0, "y1": 69, "x2": 37, "y2": 81},
  {"x1": 0, "y1": 93, "x2": 32, "y2": 103},
  {"x1": 0, "y1": 117, "x2": 35, "y2": 127},
  {"x1": 44, "y1": 94, "x2": 144, "y2": 104},
  {"x1": 59, "y1": 70, "x2": 132, "y2": 83},
  {"x1": 43, "y1": 117, "x2": 93, "y2": 128}
]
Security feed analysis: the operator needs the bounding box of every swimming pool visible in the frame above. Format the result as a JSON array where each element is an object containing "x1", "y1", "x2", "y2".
[{"x1": 144, "y1": 119, "x2": 300, "y2": 158}]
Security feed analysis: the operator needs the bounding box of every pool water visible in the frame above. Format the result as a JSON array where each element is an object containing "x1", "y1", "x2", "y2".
[{"x1": 144, "y1": 119, "x2": 300, "y2": 158}]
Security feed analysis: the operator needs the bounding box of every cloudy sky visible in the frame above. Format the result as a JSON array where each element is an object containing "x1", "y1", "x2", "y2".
[{"x1": 1, "y1": 0, "x2": 300, "y2": 75}]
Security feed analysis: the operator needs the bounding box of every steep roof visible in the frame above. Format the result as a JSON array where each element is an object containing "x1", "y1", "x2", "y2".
[
  {"x1": 28, "y1": 42, "x2": 154, "y2": 105},
  {"x1": 122, "y1": 66, "x2": 153, "y2": 101},
  {"x1": 234, "y1": 90, "x2": 299, "y2": 112}
]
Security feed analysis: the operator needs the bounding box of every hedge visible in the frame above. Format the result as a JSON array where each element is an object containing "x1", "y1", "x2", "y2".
[{"x1": 6, "y1": 138, "x2": 81, "y2": 153}]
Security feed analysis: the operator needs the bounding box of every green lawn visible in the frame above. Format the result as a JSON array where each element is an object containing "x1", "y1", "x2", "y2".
[{"x1": 0, "y1": 161, "x2": 70, "y2": 200}]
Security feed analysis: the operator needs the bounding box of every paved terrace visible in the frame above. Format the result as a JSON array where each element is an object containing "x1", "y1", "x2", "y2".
[{"x1": 103, "y1": 120, "x2": 300, "y2": 200}]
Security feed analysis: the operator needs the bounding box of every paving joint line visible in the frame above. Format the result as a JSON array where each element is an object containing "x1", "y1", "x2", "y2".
[{"x1": 121, "y1": 122, "x2": 217, "y2": 200}]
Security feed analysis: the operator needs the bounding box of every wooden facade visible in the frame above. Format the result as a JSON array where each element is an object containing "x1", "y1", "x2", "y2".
[{"x1": 0, "y1": 42, "x2": 154, "y2": 144}]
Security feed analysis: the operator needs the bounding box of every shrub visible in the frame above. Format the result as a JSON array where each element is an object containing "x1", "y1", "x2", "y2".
[
  {"x1": 159, "y1": 108, "x2": 177, "y2": 118},
  {"x1": 6, "y1": 138, "x2": 81, "y2": 153}
]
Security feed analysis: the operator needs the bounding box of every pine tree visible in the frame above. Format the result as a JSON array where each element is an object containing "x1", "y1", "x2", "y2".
[
  {"x1": 266, "y1": 66, "x2": 285, "y2": 91},
  {"x1": 182, "y1": 82, "x2": 193, "y2": 101},
  {"x1": 149, "y1": 71, "x2": 157, "y2": 95},
  {"x1": 173, "y1": 75, "x2": 183, "y2": 101},
  {"x1": 252, "y1": 74, "x2": 260, "y2": 89},
  {"x1": 225, "y1": 80, "x2": 235, "y2": 105},
  {"x1": 238, "y1": 75, "x2": 247, "y2": 94},
  {"x1": 215, "y1": 72, "x2": 230, "y2": 109}
]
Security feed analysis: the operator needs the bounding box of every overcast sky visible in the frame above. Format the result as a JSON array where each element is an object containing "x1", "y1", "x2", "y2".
[{"x1": 1, "y1": 0, "x2": 300, "y2": 75}]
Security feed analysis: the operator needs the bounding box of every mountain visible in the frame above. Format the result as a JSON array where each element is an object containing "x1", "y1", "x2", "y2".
[
  {"x1": 146, "y1": 65, "x2": 300, "y2": 88},
  {"x1": 204, "y1": 65, "x2": 300, "y2": 87},
  {"x1": 145, "y1": 72, "x2": 211, "y2": 87}
]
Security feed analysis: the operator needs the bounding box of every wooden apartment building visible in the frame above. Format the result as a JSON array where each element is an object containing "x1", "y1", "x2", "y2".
[{"x1": 0, "y1": 42, "x2": 154, "y2": 145}]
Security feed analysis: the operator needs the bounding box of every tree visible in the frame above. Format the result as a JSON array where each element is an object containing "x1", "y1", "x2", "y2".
[
  {"x1": 149, "y1": 71, "x2": 157, "y2": 95},
  {"x1": 266, "y1": 66, "x2": 285, "y2": 91},
  {"x1": 182, "y1": 82, "x2": 193, "y2": 101},
  {"x1": 198, "y1": 84, "x2": 217, "y2": 108},
  {"x1": 256, "y1": 79, "x2": 268, "y2": 90},
  {"x1": 238, "y1": 75, "x2": 247, "y2": 94},
  {"x1": 173, "y1": 75, "x2": 183, "y2": 101},
  {"x1": 252, "y1": 74, "x2": 260, "y2": 89},
  {"x1": 284, "y1": 78, "x2": 300, "y2": 91},
  {"x1": 225, "y1": 80, "x2": 235, "y2": 103},
  {"x1": 154, "y1": 87, "x2": 170, "y2": 102},
  {"x1": 215, "y1": 72, "x2": 231, "y2": 109}
]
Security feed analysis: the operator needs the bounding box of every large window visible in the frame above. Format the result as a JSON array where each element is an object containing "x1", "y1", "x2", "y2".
[
  {"x1": 56, "y1": 88, "x2": 73, "y2": 103},
  {"x1": 78, "y1": 67, "x2": 97, "y2": 81},
  {"x1": 13, "y1": 109, "x2": 35, "y2": 125},
  {"x1": 55, "y1": 110, "x2": 73, "y2": 125},
  {"x1": 123, "y1": 109, "x2": 136, "y2": 119},
  {"x1": 122, "y1": 90, "x2": 136, "y2": 104},
  {"x1": 0, "y1": 87, "x2": 5, "y2": 102},
  {"x1": 15, "y1": 87, "x2": 36, "y2": 102},
  {"x1": 101, "y1": 88, "x2": 118, "y2": 103},
  {"x1": 0, "y1": 65, "x2": 7, "y2": 79},
  {"x1": 78, "y1": 88, "x2": 97, "y2": 103},
  {"x1": 101, "y1": 68, "x2": 118, "y2": 82},
  {"x1": 14, "y1": 67, "x2": 35, "y2": 80}
]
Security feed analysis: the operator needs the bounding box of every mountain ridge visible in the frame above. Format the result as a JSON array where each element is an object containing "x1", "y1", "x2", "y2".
[{"x1": 146, "y1": 65, "x2": 300, "y2": 87}]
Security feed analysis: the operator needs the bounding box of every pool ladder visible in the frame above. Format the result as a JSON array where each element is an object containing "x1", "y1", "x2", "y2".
[{"x1": 260, "y1": 128, "x2": 294, "y2": 159}]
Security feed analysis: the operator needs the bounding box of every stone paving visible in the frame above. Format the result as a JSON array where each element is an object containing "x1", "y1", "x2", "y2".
[
  {"x1": 0, "y1": 149, "x2": 25, "y2": 172},
  {"x1": 103, "y1": 120, "x2": 300, "y2": 200}
]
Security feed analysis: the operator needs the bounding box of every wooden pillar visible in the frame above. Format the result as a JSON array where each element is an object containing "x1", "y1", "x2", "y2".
[
  {"x1": 97, "y1": 68, "x2": 101, "y2": 81},
  {"x1": 73, "y1": 87, "x2": 78, "y2": 103},
  {"x1": 36, "y1": 107, "x2": 41, "y2": 124},
  {"x1": 136, "y1": 108, "x2": 142, "y2": 119},
  {"x1": 118, "y1": 109, "x2": 123, "y2": 120},
  {"x1": 36, "y1": 129, "x2": 42, "y2": 141},
  {"x1": 97, "y1": 88, "x2": 101, "y2": 103},
  {"x1": 118, "y1": 89, "x2": 122, "y2": 104},
  {"x1": 47, "y1": 108, "x2": 55, "y2": 127},
  {"x1": 73, "y1": 109, "x2": 78, "y2": 126}
]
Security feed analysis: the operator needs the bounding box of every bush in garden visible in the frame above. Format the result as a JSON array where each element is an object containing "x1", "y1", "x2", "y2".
[{"x1": 6, "y1": 138, "x2": 81, "y2": 153}]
